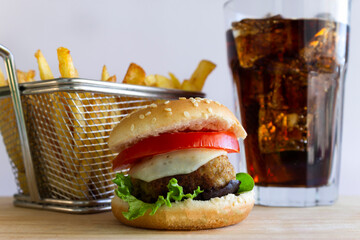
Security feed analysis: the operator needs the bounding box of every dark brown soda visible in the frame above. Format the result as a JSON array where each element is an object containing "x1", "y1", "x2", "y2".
[{"x1": 227, "y1": 17, "x2": 349, "y2": 187}]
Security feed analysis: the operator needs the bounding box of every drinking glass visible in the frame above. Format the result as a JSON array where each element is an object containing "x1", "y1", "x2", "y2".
[{"x1": 224, "y1": 0, "x2": 351, "y2": 206}]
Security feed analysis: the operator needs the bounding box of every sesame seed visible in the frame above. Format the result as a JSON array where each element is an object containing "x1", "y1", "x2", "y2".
[
  {"x1": 164, "y1": 100, "x2": 170, "y2": 105},
  {"x1": 205, "y1": 99, "x2": 211, "y2": 104},
  {"x1": 145, "y1": 111, "x2": 151, "y2": 116},
  {"x1": 130, "y1": 124, "x2": 135, "y2": 131},
  {"x1": 184, "y1": 111, "x2": 190, "y2": 118},
  {"x1": 208, "y1": 107, "x2": 213, "y2": 113},
  {"x1": 164, "y1": 108, "x2": 172, "y2": 112},
  {"x1": 195, "y1": 97, "x2": 202, "y2": 100},
  {"x1": 189, "y1": 97, "x2": 194, "y2": 100},
  {"x1": 204, "y1": 113, "x2": 209, "y2": 119},
  {"x1": 215, "y1": 101, "x2": 221, "y2": 106},
  {"x1": 149, "y1": 103, "x2": 157, "y2": 108},
  {"x1": 139, "y1": 114, "x2": 145, "y2": 119},
  {"x1": 167, "y1": 111, "x2": 173, "y2": 116},
  {"x1": 179, "y1": 97, "x2": 186, "y2": 100},
  {"x1": 190, "y1": 98, "x2": 198, "y2": 107},
  {"x1": 152, "y1": 117, "x2": 156, "y2": 123}
]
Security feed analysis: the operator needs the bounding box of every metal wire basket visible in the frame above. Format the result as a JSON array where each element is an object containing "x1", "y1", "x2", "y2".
[{"x1": 0, "y1": 45, "x2": 205, "y2": 213}]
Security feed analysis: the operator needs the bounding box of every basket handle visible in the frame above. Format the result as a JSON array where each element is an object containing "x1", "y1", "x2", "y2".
[{"x1": 0, "y1": 45, "x2": 40, "y2": 202}]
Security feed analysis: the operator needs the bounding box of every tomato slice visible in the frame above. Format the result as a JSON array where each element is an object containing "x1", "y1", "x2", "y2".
[{"x1": 112, "y1": 131, "x2": 239, "y2": 171}]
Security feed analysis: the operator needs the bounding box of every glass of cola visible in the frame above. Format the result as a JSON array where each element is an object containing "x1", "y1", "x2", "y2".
[{"x1": 224, "y1": 0, "x2": 351, "y2": 206}]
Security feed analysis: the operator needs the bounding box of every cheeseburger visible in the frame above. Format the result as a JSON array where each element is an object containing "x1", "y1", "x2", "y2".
[{"x1": 108, "y1": 98, "x2": 254, "y2": 230}]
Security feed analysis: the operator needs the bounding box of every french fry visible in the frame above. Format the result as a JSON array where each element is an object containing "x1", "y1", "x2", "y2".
[
  {"x1": 16, "y1": 70, "x2": 36, "y2": 83},
  {"x1": 154, "y1": 74, "x2": 176, "y2": 89},
  {"x1": 0, "y1": 68, "x2": 7, "y2": 86},
  {"x1": 189, "y1": 60, "x2": 216, "y2": 91},
  {"x1": 25, "y1": 70, "x2": 36, "y2": 82},
  {"x1": 168, "y1": 72, "x2": 181, "y2": 89},
  {"x1": 101, "y1": 65, "x2": 117, "y2": 83},
  {"x1": 101, "y1": 65, "x2": 110, "y2": 81},
  {"x1": 123, "y1": 63, "x2": 146, "y2": 85},
  {"x1": 16, "y1": 70, "x2": 26, "y2": 83},
  {"x1": 35, "y1": 50, "x2": 54, "y2": 80},
  {"x1": 181, "y1": 79, "x2": 198, "y2": 91},
  {"x1": 144, "y1": 74, "x2": 156, "y2": 86},
  {"x1": 106, "y1": 75, "x2": 116, "y2": 83},
  {"x1": 58, "y1": 47, "x2": 78, "y2": 78}
]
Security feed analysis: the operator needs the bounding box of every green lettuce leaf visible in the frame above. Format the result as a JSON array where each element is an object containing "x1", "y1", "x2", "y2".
[
  {"x1": 236, "y1": 173, "x2": 255, "y2": 193},
  {"x1": 113, "y1": 173, "x2": 203, "y2": 220}
]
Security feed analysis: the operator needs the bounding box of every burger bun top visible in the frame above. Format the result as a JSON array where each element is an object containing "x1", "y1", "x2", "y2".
[{"x1": 108, "y1": 98, "x2": 247, "y2": 153}]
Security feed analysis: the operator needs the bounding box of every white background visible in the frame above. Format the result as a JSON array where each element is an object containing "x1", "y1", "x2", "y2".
[{"x1": 0, "y1": 0, "x2": 359, "y2": 196}]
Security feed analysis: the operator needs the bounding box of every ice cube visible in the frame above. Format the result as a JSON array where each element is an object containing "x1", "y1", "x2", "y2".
[
  {"x1": 301, "y1": 22, "x2": 338, "y2": 73},
  {"x1": 232, "y1": 16, "x2": 289, "y2": 68},
  {"x1": 232, "y1": 16, "x2": 304, "y2": 68}
]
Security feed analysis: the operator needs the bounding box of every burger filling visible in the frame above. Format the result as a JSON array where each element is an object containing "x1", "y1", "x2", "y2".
[{"x1": 130, "y1": 155, "x2": 239, "y2": 203}]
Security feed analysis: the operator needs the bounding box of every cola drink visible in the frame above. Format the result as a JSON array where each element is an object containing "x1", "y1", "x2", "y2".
[{"x1": 227, "y1": 16, "x2": 349, "y2": 187}]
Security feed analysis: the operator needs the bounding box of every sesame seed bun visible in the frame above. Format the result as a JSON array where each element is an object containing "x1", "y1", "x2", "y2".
[
  {"x1": 108, "y1": 98, "x2": 247, "y2": 153},
  {"x1": 111, "y1": 190, "x2": 255, "y2": 230}
]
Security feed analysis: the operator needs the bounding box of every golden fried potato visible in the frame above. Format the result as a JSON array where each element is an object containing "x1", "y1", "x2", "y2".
[
  {"x1": 57, "y1": 47, "x2": 79, "y2": 78},
  {"x1": 168, "y1": 72, "x2": 181, "y2": 89},
  {"x1": 16, "y1": 70, "x2": 27, "y2": 83},
  {"x1": 181, "y1": 79, "x2": 197, "y2": 91},
  {"x1": 154, "y1": 74, "x2": 176, "y2": 89},
  {"x1": 35, "y1": 50, "x2": 54, "y2": 80},
  {"x1": 107, "y1": 75, "x2": 116, "y2": 82},
  {"x1": 123, "y1": 63, "x2": 146, "y2": 85},
  {"x1": 25, "y1": 70, "x2": 36, "y2": 82},
  {"x1": 189, "y1": 60, "x2": 216, "y2": 91},
  {"x1": 144, "y1": 74, "x2": 156, "y2": 86},
  {"x1": 101, "y1": 65, "x2": 110, "y2": 81}
]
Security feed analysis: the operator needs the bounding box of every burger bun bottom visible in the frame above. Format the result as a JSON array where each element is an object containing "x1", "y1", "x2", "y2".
[{"x1": 111, "y1": 190, "x2": 255, "y2": 230}]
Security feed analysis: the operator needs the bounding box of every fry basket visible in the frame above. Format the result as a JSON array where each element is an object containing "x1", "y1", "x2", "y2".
[{"x1": 0, "y1": 45, "x2": 205, "y2": 213}]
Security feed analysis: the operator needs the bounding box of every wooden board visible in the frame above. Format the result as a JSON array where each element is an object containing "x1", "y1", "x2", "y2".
[{"x1": 0, "y1": 196, "x2": 359, "y2": 239}]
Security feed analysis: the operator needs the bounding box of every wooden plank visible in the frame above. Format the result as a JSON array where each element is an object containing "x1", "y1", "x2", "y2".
[{"x1": 0, "y1": 196, "x2": 359, "y2": 239}]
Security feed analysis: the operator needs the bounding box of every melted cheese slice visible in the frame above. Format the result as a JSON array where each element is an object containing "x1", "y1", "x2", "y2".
[{"x1": 128, "y1": 148, "x2": 227, "y2": 182}]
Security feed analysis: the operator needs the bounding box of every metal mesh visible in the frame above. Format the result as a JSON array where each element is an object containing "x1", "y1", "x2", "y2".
[{"x1": 2, "y1": 91, "x2": 155, "y2": 201}]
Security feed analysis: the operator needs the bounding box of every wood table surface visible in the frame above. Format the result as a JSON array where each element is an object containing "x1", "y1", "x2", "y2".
[{"x1": 0, "y1": 196, "x2": 359, "y2": 239}]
